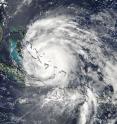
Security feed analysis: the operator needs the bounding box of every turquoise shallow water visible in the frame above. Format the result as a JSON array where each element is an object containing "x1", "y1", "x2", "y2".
[{"x1": 9, "y1": 39, "x2": 22, "y2": 65}]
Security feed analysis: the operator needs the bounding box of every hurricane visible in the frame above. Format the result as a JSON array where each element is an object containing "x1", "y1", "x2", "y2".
[{"x1": 15, "y1": 6, "x2": 117, "y2": 124}]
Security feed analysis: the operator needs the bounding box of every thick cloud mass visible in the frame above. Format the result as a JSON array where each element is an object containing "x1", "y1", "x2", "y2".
[{"x1": 22, "y1": 16, "x2": 78, "y2": 87}]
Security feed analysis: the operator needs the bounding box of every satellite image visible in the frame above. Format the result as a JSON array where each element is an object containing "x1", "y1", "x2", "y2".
[{"x1": 0, "y1": 0, "x2": 117, "y2": 124}]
